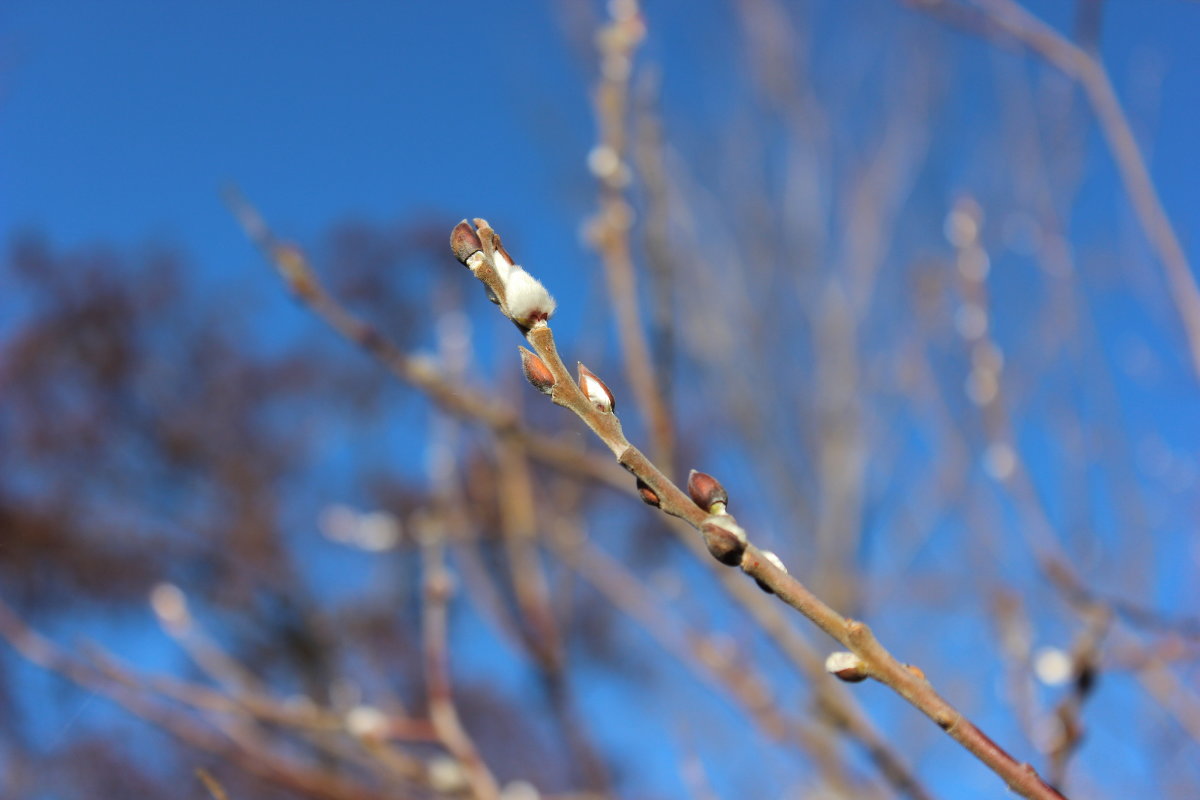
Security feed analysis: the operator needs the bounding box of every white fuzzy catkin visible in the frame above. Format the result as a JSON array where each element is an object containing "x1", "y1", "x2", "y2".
[{"x1": 502, "y1": 267, "x2": 556, "y2": 326}]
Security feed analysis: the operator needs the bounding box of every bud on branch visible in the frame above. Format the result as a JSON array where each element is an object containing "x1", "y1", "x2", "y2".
[
  {"x1": 825, "y1": 651, "x2": 869, "y2": 683},
  {"x1": 519, "y1": 347, "x2": 556, "y2": 395},
  {"x1": 577, "y1": 363, "x2": 615, "y2": 413},
  {"x1": 687, "y1": 470, "x2": 728, "y2": 514}
]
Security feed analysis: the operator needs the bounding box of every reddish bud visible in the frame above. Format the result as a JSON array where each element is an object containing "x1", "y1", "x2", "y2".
[
  {"x1": 905, "y1": 664, "x2": 927, "y2": 681},
  {"x1": 636, "y1": 478, "x2": 660, "y2": 507},
  {"x1": 450, "y1": 220, "x2": 483, "y2": 265},
  {"x1": 577, "y1": 363, "x2": 615, "y2": 412},
  {"x1": 687, "y1": 470, "x2": 728, "y2": 513},
  {"x1": 519, "y1": 347, "x2": 556, "y2": 395},
  {"x1": 701, "y1": 518, "x2": 746, "y2": 566},
  {"x1": 825, "y1": 651, "x2": 869, "y2": 683}
]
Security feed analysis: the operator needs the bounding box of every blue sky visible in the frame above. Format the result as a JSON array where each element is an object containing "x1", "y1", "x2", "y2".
[{"x1": 4, "y1": 1, "x2": 1200, "y2": 798}]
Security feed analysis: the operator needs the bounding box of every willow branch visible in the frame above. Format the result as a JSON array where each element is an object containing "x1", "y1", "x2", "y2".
[
  {"x1": 587, "y1": 0, "x2": 676, "y2": 471},
  {"x1": 224, "y1": 187, "x2": 629, "y2": 495},
  {"x1": 452, "y1": 218, "x2": 1067, "y2": 800},
  {"x1": 420, "y1": 535, "x2": 501, "y2": 800}
]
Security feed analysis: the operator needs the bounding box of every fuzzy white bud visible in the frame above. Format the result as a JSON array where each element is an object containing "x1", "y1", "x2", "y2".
[
  {"x1": 345, "y1": 705, "x2": 390, "y2": 738},
  {"x1": 824, "y1": 651, "x2": 868, "y2": 683},
  {"x1": 150, "y1": 583, "x2": 190, "y2": 629},
  {"x1": 502, "y1": 268, "x2": 556, "y2": 327}
]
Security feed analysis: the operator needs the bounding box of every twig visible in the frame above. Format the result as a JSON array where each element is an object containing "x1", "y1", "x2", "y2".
[
  {"x1": 0, "y1": 598, "x2": 395, "y2": 800},
  {"x1": 232, "y1": 188, "x2": 933, "y2": 798},
  {"x1": 586, "y1": 0, "x2": 676, "y2": 472},
  {"x1": 224, "y1": 187, "x2": 630, "y2": 495},
  {"x1": 419, "y1": 531, "x2": 501, "y2": 800},
  {"x1": 907, "y1": 0, "x2": 1200, "y2": 379},
  {"x1": 451, "y1": 218, "x2": 1068, "y2": 800},
  {"x1": 196, "y1": 768, "x2": 231, "y2": 800}
]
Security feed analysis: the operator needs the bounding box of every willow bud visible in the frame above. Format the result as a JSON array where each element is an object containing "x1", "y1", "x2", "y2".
[
  {"x1": 687, "y1": 470, "x2": 728, "y2": 514},
  {"x1": 519, "y1": 347, "x2": 555, "y2": 395},
  {"x1": 636, "y1": 478, "x2": 660, "y2": 507},
  {"x1": 450, "y1": 220, "x2": 483, "y2": 265},
  {"x1": 701, "y1": 518, "x2": 747, "y2": 566},
  {"x1": 577, "y1": 363, "x2": 615, "y2": 412},
  {"x1": 824, "y1": 651, "x2": 869, "y2": 683}
]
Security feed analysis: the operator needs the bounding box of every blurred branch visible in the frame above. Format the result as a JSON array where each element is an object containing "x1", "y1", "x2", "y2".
[
  {"x1": 586, "y1": 0, "x2": 677, "y2": 472},
  {"x1": 908, "y1": 0, "x2": 1200, "y2": 380},
  {"x1": 224, "y1": 187, "x2": 630, "y2": 496},
  {"x1": 0, "y1": 597, "x2": 397, "y2": 800},
  {"x1": 419, "y1": 532, "x2": 501, "y2": 800}
]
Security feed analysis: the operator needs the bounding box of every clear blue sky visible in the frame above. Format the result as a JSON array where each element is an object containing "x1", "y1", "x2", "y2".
[{"x1": 3, "y1": 1, "x2": 1199, "y2": 797}]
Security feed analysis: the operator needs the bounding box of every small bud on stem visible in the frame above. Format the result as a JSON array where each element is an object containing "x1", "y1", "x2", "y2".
[
  {"x1": 636, "y1": 478, "x2": 660, "y2": 507},
  {"x1": 701, "y1": 518, "x2": 747, "y2": 566},
  {"x1": 577, "y1": 363, "x2": 615, "y2": 412},
  {"x1": 687, "y1": 470, "x2": 728, "y2": 514},
  {"x1": 825, "y1": 651, "x2": 869, "y2": 683},
  {"x1": 519, "y1": 347, "x2": 556, "y2": 395},
  {"x1": 450, "y1": 220, "x2": 484, "y2": 265}
]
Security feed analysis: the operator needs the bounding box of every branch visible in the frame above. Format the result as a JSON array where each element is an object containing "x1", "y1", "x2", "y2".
[
  {"x1": 420, "y1": 533, "x2": 501, "y2": 800},
  {"x1": 907, "y1": 0, "x2": 1200, "y2": 380},
  {"x1": 450, "y1": 218, "x2": 1068, "y2": 800},
  {"x1": 224, "y1": 187, "x2": 630, "y2": 496}
]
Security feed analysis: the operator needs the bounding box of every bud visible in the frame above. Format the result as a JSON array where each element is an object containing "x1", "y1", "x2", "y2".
[
  {"x1": 345, "y1": 704, "x2": 390, "y2": 739},
  {"x1": 753, "y1": 549, "x2": 788, "y2": 594},
  {"x1": 687, "y1": 470, "x2": 728, "y2": 514},
  {"x1": 519, "y1": 347, "x2": 556, "y2": 395},
  {"x1": 494, "y1": 243, "x2": 517, "y2": 274},
  {"x1": 636, "y1": 478, "x2": 660, "y2": 507},
  {"x1": 701, "y1": 518, "x2": 746, "y2": 566},
  {"x1": 450, "y1": 220, "x2": 483, "y2": 265},
  {"x1": 824, "y1": 651, "x2": 869, "y2": 683},
  {"x1": 503, "y1": 268, "x2": 556, "y2": 328},
  {"x1": 150, "y1": 582, "x2": 190, "y2": 630},
  {"x1": 905, "y1": 663, "x2": 926, "y2": 681},
  {"x1": 577, "y1": 363, "x2": 615, "y2": 412}
]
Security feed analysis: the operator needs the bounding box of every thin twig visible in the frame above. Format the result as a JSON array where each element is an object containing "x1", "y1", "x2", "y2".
[
  {"x1": 587, "y1": 0, "x2": 676, "y2": 471},
  {"x1": 419, "y1": 532, "x2": 501, "y2": 800},
  {"x1": 454, "y1": 218, "x2": 1067, "y2": 800},
  {"x1": 224, "y1": 187, "x2": 630, "y2": 495},
  {"x1": 908, "y1": 0, "x2": 1200, "y2": 379}
]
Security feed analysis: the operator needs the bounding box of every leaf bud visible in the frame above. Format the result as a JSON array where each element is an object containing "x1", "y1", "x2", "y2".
[
  {"x1": 450, "y1": 220, "x2": 483, "y2": 265},
  {"x1": 519, "y1": 347, "x2": 556, "y2": 395},
  {"x1": 577, "y1": 363, "x2": 615, "y2": 412},
  {"x1": 824, "y1": 651, "x2": 869, "y2": 683},
  {"x1": 701, "y1": 518, "x2": 747, "y2": 566},
  {"x1": 636, "y1": 478, "x2": 660, "y2": 507},
  {"x1": 687, "y1": 470, "x2": 728, "y2": 514}
]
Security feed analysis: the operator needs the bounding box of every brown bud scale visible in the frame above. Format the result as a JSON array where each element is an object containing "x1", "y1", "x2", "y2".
[
  {"x1": 636, "y1": 478, "x2": 660, "y2": 507},
  {"x1": 519, "y1": 347, "x2": 556, "y2": 395},
  {"x1": 701, "y1": 519, "x2": 746, "y2": 566},
  {"x1": 450, "y1": 220, "x2": 483, "y2": 265},
  {"x1": 687, "y1": 470, "x2": 728, "y2": 513}
]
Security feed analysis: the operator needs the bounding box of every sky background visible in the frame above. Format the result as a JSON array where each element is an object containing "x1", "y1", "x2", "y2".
[{"x1": 3, "y1": 1, "x2": 1200, "y2": 798}]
